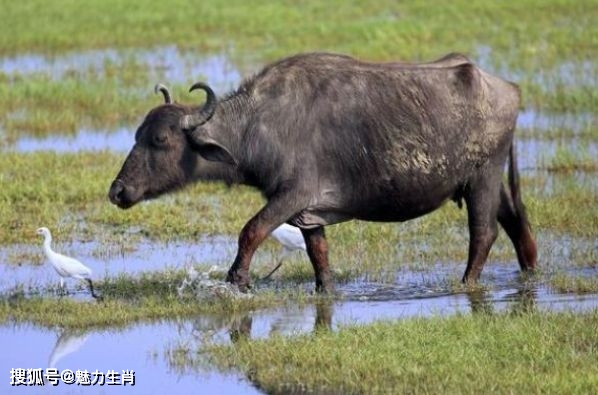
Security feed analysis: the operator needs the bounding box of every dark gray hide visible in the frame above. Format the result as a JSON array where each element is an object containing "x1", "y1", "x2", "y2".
[{"x1": 109, "y1": 52, "x2": 537, "y2": 293}]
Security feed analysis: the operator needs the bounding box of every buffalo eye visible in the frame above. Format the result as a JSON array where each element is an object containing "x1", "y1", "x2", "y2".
[{"x1": 153, "y1": 133, "x2": 168, "y2": 147}]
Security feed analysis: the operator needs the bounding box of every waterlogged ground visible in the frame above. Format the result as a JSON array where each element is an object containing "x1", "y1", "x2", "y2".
[
  {"x1": 1, "y1": 226, "x2": 597, "y2": 394},
  {"x1": 0, "y1": 46, "x2": 242, "y2": 90},
  {"x1": 1, "y1": 259, "x2": 598, "y2": 394},
  {"x1": 0, "y1": 235, "x2": 237, "y2": 293},
  {"x1": 1, "y1": 1, "x2": 597, "y2": 393},
  {"x1": 2, "y1": 47, "x2": 596, "y2": 174}
]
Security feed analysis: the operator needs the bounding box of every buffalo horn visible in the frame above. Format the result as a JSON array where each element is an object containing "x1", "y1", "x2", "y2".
[
  {"x1": 179, "y1": 82, "x2": 217, "y2": 130},
  {"x1": 154, "y1": 83, "x2": 173, "y2": 104}
]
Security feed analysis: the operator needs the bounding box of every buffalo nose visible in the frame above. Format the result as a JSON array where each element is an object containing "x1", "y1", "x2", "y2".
[{"x1": 108, "y1": 180, "x2": 125, "y2": 205}]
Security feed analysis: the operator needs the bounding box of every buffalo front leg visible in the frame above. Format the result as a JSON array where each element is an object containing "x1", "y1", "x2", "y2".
[
  {"x1": 226, "y1": 195, "x2": 305, "y2": 292},
  {"x1": 301, "y1": 226, "x2": 334, "y2": 294}
]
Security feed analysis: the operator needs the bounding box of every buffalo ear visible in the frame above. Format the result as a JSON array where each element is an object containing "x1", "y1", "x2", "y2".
[{"x1": 186, "y1": 133, "x2": 237, "y2": 166}]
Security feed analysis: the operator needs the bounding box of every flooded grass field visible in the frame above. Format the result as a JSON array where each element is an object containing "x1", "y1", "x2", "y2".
[
  {"x1": 1, "y1": 0, "x2": 597, "y2": 393},
  {"x1": 1, "y1": 227, "x2": 597, "y2": 393},
  {"x1": 1, "y1": 251, "x2": 598, "y2": 394}
]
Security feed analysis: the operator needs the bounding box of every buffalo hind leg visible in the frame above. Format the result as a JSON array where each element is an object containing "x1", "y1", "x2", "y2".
[
  {"x1": 301, "y1": 226, "x2": 334, "y2": 294},
  {"x1": 462, "y1": 178, "x2": 501, "y2": 284},
  {"x1": 497, "y1": 183, "x2": 537, "y2": 272}
]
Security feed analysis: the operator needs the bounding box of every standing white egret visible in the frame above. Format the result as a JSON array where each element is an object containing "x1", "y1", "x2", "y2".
[
  {"x1": 262, "y1": 223, "x2": 306, "y2": 280},
  {"x1": 36, "y1": 227, "x2": 101, "y2": 300}
]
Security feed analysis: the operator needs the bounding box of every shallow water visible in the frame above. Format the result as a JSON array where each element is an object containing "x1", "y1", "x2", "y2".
[
  {"x1": 2, "y1": 47, "x2": 595, "y2": 173},
  {"x1": 0, "y1": 45, "x2": 242, "y2": 90},
  {"x1": 12, "y1": 127, "x2": 134, "y2": 153},
  {"x1": 517, "y1": 109, "x2": 595, "y2": 134},
  {"x1": 0, "y1": 236, "x2": 237, "y2": 293},
  {"x1": 2, "y1": 262, "x2": 598, "y2": 394},
  {"x1": 517, "y1": 137, "x2": 598, "y2": 170},
  {"x1": 476, "y1": 45, "x2": 598, "y2": 90},
  {"x1": 1, "y1": 232, "x2": 598, "y2": 393},
  {"x1": 1, "y1": 322, "x2": 261, "y2": 395},
  {"x1": 2, "y1": 230, "x2": 595, "y2": 296}
]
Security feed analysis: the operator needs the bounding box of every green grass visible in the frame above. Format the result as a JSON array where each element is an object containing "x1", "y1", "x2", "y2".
[
  {"x1": 0, "y1": 0, "x2": 597, "y2": 137},
  {"x1": 0, "y1": 150, "x2": 261, "y2": 245},
  {"x1": 204, "y1": 310, "x2": 598, "y2": 394},
  {"x1": 551, "y1": 275, "x2": 598, "y2": 293},
  {"x1": 0, "y1": 269, "x2": 316, "y2": 329},
  {"x1": 544, "y1": 145, "x2": 598, "y2": 173},
  {"x1": 0, "y1": 71, "x2": 152, "y2": 139},
  {"x1": 1, "y1": 0, "x2": 593, "y2": 259},
  {"x1": 2, "y1": 152, "x2": 595, "y2": 242},
  {"x1": 1, "y1": 0, "x2": 595, "y2": 65}
]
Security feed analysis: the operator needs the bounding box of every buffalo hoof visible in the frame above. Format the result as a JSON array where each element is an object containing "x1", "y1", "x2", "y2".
[
  {"x1": 226, "y1": 269, "x2": 251, "y2": 293},
  {"x1": 314, "y1": 273, "x2": 335, "y2": 295},
  {"x1": 315, "y1": 282, "x2": 335, "y2": 295}
]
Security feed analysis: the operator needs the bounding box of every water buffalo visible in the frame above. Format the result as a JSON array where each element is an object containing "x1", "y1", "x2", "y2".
[{"x1": 108, "y1": 52, "x2": 537, "y2": 293}]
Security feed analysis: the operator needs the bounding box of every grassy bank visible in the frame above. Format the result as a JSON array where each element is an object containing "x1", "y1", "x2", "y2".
[{"x1": 205, "y1": 310, "x2": 598, "y2": 394}]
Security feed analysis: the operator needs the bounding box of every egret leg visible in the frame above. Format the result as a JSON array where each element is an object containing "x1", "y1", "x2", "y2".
[
  {"x1": 86, "y1": 279, "x2": 103, "y2": 301},
  {"x1": 177, "y1": 279, "x2": 189, "y2": 298},
  {"x1": 261, "y1": 259, "x2": 285, "y2": 281},
  {"x1": 261, "y1": 248, "x2": 290, "y2": 281}
]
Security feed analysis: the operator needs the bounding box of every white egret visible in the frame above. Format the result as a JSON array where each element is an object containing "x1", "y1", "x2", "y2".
[
  {"x1": 262, "y1": 223, "x2": 306, "y2": 280},
  {"x1": 36, "y1": 227, "x2": 102, "y2": 300}
]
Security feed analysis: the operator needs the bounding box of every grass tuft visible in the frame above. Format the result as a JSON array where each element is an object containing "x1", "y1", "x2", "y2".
[{"x1": 205, "y1": 310, "x2": 598, "y2": 394}]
